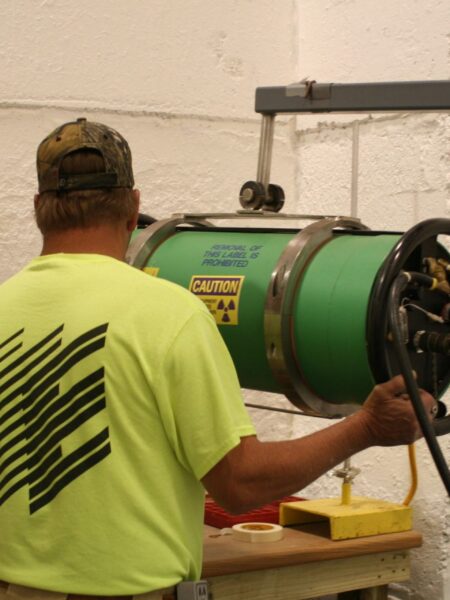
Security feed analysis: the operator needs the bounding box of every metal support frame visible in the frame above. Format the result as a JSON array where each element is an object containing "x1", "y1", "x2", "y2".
[
  {"x1": 251, "y1": 79, "x2": 450, "y2": 212},
  {"x1": 255, "y1": 80, "x2": 450, "y2": 115}
]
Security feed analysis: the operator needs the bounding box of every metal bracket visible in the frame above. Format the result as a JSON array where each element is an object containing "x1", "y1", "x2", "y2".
[
  {"x1": 126, "y1": 216, "x2": 212, "y2": 269},
  {"x1": 264, "y1": 216, "x2": 369, "y2": 417},
  {"x1": 286, "y1": 78, "x2": 323, "y2": 99}
]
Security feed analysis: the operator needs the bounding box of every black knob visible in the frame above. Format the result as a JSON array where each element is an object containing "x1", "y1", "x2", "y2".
[
  {"x1": 265, "y1": 184, "x2": 285, "y2": 213},
  {"x1": 239, "y1": 181, "x2": 266, "y2": 210}
]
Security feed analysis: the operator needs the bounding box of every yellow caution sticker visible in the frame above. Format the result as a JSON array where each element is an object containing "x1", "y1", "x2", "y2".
[
  {"x1": 143, "y1": 267, "x2": 160, "y2": 277},
  {"x1": 189, "y1": 275, "x2": 245, "y2": 325}
]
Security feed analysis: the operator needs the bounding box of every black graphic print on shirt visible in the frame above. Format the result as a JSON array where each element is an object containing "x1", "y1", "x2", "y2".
[{"x1": 0, "y1": 324, "x2": 111, "y2": 514}]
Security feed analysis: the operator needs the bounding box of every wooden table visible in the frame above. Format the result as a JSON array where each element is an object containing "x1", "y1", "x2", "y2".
[{"x1": 202, "y1": 524, "x2": 422, "y2": 600}]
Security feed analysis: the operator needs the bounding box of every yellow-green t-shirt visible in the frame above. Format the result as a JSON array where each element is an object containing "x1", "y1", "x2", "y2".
[{"x1": 0, "y1": 254, "x2": 255, "y2": 594}]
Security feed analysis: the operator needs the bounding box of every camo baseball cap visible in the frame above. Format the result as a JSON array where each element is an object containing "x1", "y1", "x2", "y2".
[{"x1": 37, "y1": 118, "x2": 134, "y2": 193}]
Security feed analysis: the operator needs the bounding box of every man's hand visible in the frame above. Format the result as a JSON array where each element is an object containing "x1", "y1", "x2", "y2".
[{"x1": 357, "y1": 374, "x2": 437, "y2": 446}]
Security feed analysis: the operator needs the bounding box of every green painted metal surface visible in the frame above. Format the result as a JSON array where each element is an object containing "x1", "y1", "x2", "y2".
[
  {"x1": 294, "y1": 234, "x2": 400, "y2": 404},
  {"x1": 147, "y1": 230, "x2": 293, "y2": 391},
  {"x1": 143, "y1": 228, "x2": 400, "y2": 406}
]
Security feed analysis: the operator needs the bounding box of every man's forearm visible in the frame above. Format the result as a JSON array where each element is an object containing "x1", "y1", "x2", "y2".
[
  {"x1": 204, "y1": 411, "x2": 372, "y2": 513},
  {"x1": 202, "y1": 376, "x2": 435, "y2": 514}
]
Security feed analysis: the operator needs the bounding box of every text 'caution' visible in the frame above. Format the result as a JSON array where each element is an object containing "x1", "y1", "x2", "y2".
[{"x1": 189, "y1": 275, "x2": 245, "y2": 326}]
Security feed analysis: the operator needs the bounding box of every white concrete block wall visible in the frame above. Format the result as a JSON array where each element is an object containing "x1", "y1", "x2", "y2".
[
  {"x1": 0, "y1": 1, "x2": 449, "y2": 599},
  {"x1": 0, "y1": 0, "x2": 298, "y2": 120},
  {"x1": 0, "y1": 0, "x2": 299, "y2": 280},
  {"x1": 297, "y1": 0, "x2": 449, "y2": 82}
]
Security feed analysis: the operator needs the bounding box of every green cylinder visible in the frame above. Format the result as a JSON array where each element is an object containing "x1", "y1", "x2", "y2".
[
  {"x1": 134, "y1": 226, "x2": 401, "y2": 412},
  {"x1": 293, "y1": 233, "x2": 400, "y2": 405}
]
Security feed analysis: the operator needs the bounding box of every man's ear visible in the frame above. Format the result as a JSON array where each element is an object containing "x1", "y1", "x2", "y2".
[
  {"x1": 127, "y1": 189, "x2": 140, "y2": 232},
  {"x1": 34, "y1": 193, "x2": 40, "y2": 210},
  {"x1": 132, "y1": 189, "x2": 140, "y2": 210}
]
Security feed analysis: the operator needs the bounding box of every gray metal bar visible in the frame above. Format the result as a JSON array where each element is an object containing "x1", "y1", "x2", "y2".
[
  {"x1": 256, "y1": 114, "x2": 275, "y2": 193},
  {"x1": 255, "y1": 80, "x2": 450, "y2": 114},
  {"x1": 173, "y1": 211, "x2": 363, "y2": 221}
]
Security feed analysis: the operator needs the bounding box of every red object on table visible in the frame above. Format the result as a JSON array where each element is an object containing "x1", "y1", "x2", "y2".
[{"x1": 204, "y1": 495, "x2": 304, "y2": 528}]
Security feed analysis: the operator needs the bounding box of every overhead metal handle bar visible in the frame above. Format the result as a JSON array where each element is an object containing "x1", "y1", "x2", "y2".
[
  {"x1": 248, "y1": 79, "x2": 450, "y2": 212},
  {"x1": 255, "y1": 80, "x2": 450, "y2": 115}
]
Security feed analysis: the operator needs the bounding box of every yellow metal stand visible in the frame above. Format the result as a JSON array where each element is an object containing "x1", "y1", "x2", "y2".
[
  {"x1": 280, "y1": 459, "x2": 413, "y2": 541},
  {"x1": 280, "y1": 488, "x2": 412, "y2": 540}
]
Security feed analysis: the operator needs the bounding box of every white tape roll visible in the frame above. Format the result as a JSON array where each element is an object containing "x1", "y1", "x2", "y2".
[{"x1": 231, "y1": 522, "x2": 284, "y2": 543}]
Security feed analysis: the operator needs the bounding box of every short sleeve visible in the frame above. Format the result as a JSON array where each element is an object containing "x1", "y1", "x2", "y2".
[{"x1": 154, "y1": 309, "x2": 256, "y2": 480}]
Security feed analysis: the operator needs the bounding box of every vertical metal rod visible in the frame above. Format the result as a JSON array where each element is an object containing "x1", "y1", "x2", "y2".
[
  {"x1": 256, "y1": 114, "x2": 276, "y2": 194},
  {"x1": 351, "y1": 121, "x2": 360, "y2": 218}
]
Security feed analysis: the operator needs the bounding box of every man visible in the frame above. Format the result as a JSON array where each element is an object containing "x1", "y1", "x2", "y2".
[{"x1": 0, "y1": 118, "x2": 435, "y2": 599}]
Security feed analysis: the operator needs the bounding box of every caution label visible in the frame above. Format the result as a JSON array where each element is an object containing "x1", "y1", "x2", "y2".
[
  {"x1": 143, "y1": 267, "x2": 160, "y2": 277},
  {"x1": 189, "y1": 275, "x2": 245, "y2": 326}
]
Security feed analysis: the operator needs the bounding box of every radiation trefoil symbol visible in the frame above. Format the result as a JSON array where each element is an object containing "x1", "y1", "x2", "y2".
[{"x1": 217, "y1": 299, "x2": 236, "y2": 323}]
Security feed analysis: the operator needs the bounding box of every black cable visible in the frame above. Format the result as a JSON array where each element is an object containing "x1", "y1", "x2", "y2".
[
  {"x1": 244, "y1": 402, "x2": 334, "y2": 419},
  {"x1": 389, "y1": 271, "x2": 450, "y2": 496},
  {"x1": 244, "y1": 402, "x2": 304, "y2": 416}
]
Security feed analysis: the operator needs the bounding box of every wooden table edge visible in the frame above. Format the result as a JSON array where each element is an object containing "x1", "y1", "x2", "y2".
[{"x1": 202, "y1": 525, "x2": 422, "y2": 578}]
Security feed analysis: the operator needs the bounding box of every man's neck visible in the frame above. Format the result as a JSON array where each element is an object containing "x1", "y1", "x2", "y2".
[{"x1": 40, "y1": 225, "x2": 130, "y2": 261}]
